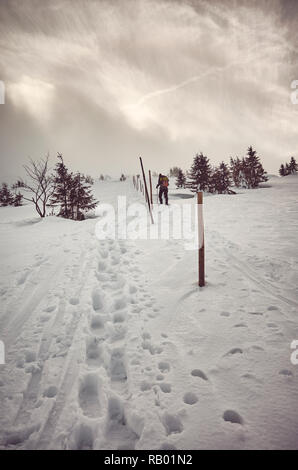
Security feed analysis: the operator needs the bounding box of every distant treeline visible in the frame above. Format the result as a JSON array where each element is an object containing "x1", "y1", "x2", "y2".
[
  {"x1": 171, "y1": 146, "x2": 268, "y2": 194},
  {"x1": 0, "y1": 183, "x2": 23, "y2": 207},
  {"x1": 279, "y1": 157, "x2": 298, "y2": 176}
]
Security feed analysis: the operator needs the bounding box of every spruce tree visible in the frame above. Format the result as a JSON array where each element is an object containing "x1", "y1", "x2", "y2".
[
  {"x1": 289, "y1": 157, "x2": 298, "y2": 174},
  {"x1": 279, "y1": 164, "x2": 285, "y2": 176},
  {"x1": 175, "y1": 169, "x2": 186, "y2": 188},
  {"x1": 85, "y1": 175, "x2": 94, "y2": 184},
  {"x1": 187, "y1": 153, "x2": 212, "y2": 192},
  {"x1": 51, "y1": 154, "x2": 73, "y2": 218},
  {"x1": 244, "y1": 146, "x2": 268, "y2": 188},
  {"x1": 0, "y1": 183, "x2": 15, "y2": 206},
  {"x1": 240, "y1": 156, "x2": 249, "y2": 187},
  {"x1": 230, "y1": 157, "x2": 243, "y2": 187},
  {"x1": 13, "y1": 192, "x2": 23, "y2": 206},
  {"x1": 51, "y1": 154, "x2": 98, "y2": 220},
  {"x1": 69, "y1": 173, "x2": 98, "y2": 220},
  {"x1": 210, "y1": 162, "x2": 232, "y2": 194}
]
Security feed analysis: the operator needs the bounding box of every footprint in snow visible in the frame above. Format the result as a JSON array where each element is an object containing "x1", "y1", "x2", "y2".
[
  {"x1": 142, "y1": 341, "x2": 163, "y2": 355},
  {"x1": 183, "y1": 392, "x2": 198, "y2": 405},
  {"x1": 86, "y1": 337, "x2": 103, "y2": 366},
  {"x1": 159, "y1": 443, "x2": 177, "y2": 450},
  {"x1": 142, "y1": 332, "x2": 151, "y2": 340},
  {"x1": 17, "y1": 271, "x2": 29, "y2": 286},
  {"x1": 25, "y1": 350, "x2": 36, "y2": 363},
  {"x1": 90, "y1": 314, "x2": 105, "y2": 331},
  {"x1": 106, "y1": 396, "x2": 139, "y2": 448},
  {"x1": 234, "y1": 323, "x2": 247, "y2": 328},
  {"x1": 223, "y1": 410, "x2": 243, "y2": 425},
  {"x1": 159, "y1": 383, "x2": 171, "y2": 393},
  {"x1": 109, "y1": 348, "x2": 127, "y2": 381},
  {"x1": 72, "y1": 423, "x2": 94, "y2": 450},
  {"x1": 161, "y1": 413, "x2": 183, "y2": 436},
  {"x1": 113, "y1": 312, "x2": 126, "y2": 323},
  {"x1": 158, "y1": 362, "x2": 170, "y2": 373},
  {"x1": 98, "y1": 249, "x2": 109, "y2": 259},
  {"x1": 132, "y1": 307, "x2": 142, "y2": 314},
  {"x1": 279, "y1": 369, "x2": 293, "y2": 377},
  {"x1": 106, "y1": 322, "x2": 127, "y2": 343},
  {"x1": 78, "y1": 373, "x2": 102, "y2": 418},
  {"x1": 129, "y1": 285, "x2": 137, "y2": 294},
  {"x1": 191, "y1": 369, "x2": 208, "y2": 381},
  {"x1": 43, "y1": 305, "x2": 56, "y2": 313},
  {"x1": 267, "y1": 323, "x2": 278, "y2": 329},
  {"x1": 148, "y1": 312, "x2": 157, "y2": 319},
  {"x1": 98, "y1": 261, "x2": 107, "y2": 272},
  {"x1": 224, "y1": 348, "x2": 243, "y2": 356},
  {"x1": 241, "y1": 373, "x2": 263, "y2": 384},
  {"x1": 113, "y1": 297, "x2": 127, "y2": 311},
  {"x1": 220, "y1": 311, "x2": 230, "y2": 317},
  {"x1": 40, "y1": 314, "x2": 51, "y2": 323},
  {"x1": 250, "y1": 345, "x2": 264, "y2": 352},
  {"x1": 43, "y1": 385, "x2": 58, "y2": 398},
  {"x1": 140, "y1": 381, "x2": 152, "y2": 391},
  {"x1": 92, "y1": 289, "x2": 105, "y2": 312}
]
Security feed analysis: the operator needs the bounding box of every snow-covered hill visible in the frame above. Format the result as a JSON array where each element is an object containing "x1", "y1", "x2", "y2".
[{"x1": 0, "y1": 175, "x2": 297, "y2": 449}]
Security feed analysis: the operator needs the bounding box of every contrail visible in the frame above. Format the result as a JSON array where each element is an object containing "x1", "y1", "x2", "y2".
[{"x1": 123, "y1": 49, "x2": 265, "y2": 111}]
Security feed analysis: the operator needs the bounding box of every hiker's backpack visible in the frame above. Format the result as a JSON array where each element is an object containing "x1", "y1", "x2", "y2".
[{"x1": 161, "y1": 176, "x2": 169, "y2": 187}]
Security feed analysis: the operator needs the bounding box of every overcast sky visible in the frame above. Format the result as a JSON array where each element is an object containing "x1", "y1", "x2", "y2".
[{"x1": 0, "y1": 0, "x2": 297, "y2": 180}]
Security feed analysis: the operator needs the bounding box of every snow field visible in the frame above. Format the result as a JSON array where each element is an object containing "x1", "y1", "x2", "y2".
[{"x1": 0, "y1": 176, "x2": 297, "y2": 449}]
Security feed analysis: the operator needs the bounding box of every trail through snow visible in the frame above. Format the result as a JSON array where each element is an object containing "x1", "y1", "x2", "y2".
[{"x1": 0, "y1": 176, "x2": 297, "y2": 449}]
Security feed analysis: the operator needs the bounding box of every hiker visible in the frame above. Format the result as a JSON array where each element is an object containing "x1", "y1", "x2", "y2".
[{"x1": 156, "y1": 173, "x2": 169, "y2": 205}]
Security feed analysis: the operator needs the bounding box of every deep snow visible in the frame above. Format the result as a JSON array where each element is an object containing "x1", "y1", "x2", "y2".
[{"x1": 0, "y1": 175, "x2": 297, "y2": 450}]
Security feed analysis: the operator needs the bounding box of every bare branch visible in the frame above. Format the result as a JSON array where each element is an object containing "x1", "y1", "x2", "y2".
[{"x1": 21, "y1": 154, "x2": 54, "y2": 217}]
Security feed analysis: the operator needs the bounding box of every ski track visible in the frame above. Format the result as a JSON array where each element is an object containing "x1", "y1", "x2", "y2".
[
  {"x1": 0, "y1": 241, "x2": 96, "y2": 448},
  {"x1": 0, "y1": 223, "x2": 168, "y2": 450},
  {"x1": 209, "y1": 229, "x2": 298, "y2": 312},
  {"x1": 1, "y1": 180, "x2": 297, "y2": 450}
]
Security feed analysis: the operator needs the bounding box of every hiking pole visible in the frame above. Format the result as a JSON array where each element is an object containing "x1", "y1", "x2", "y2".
[{"x1": 139, "y1": 157, "x2": 154, "y2": 224}]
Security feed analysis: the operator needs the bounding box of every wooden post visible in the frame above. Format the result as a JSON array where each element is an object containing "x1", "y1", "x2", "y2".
[
  {"x1": 139, "y1": 157, "x2": 154, "y2": 224},
  {"x1": 149, "y1": 170, "x2": 153, "y2": 205},
  {"x1": 197, "y1": 192, "x2": 205, "y2": 287}
]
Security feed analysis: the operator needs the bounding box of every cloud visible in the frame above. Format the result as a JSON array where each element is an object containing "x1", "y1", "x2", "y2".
[
  {"x1": 8, "y1": 76, "x2": 55, "y2": 122},
  {"x1": 0, "y1": 0, "x2": 297, "y2": 177}
]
